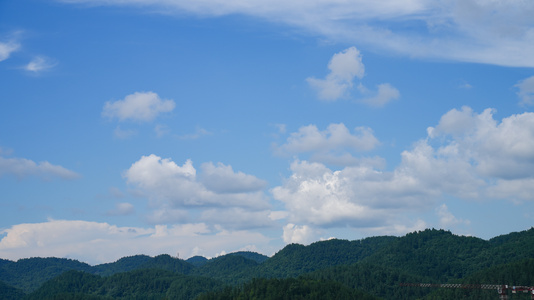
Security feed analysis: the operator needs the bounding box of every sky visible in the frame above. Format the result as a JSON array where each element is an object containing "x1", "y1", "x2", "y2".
[{"x1": 1, "y1": 0, "x2": 534, "y2": 265}]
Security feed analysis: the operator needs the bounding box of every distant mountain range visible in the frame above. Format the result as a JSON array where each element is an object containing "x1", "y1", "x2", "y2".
[{"x1": 2, "y1": 228, "x2": 534, "y2": 299}]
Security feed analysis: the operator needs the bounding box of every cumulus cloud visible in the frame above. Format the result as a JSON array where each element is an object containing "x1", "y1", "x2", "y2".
[
  {"x1": 428, "y1": 106, "x2": 534, "y2": 181},
  {"x1": 396, "y1": 107, "x2": 534, "y2": 200},
  {"x1": 283, "y1": 223, "x2": 315, "y2": 244},
  {"x1": 274, "y1": 123, "x2": 380, "y2": 166},
  {"x1": 271, "y1": 107, "x2": 534, "y2": 236},
  {"x1": 102, "y1": 92, "x2": 175, "y2": 122},
  {"x1": 272, "y1": 159, "x2": 434, "y2": 230},
  {"x1": 123, "y1": 154, "x2": 271, "y2": 226},
  {"x1": 0, "y1": 155, "x2": 80, "y2": 180},
  {"x1": 436, "y1": 204, "x2": 470, "y2": 228},
  {"x1": 58, "y1": 0, "x2": 534, "y2": 67},
  {"x1": 0, "y1": 219, "x2": 271, "y2": 264},
  {"x1": 362, "y1": 219, "x2": 428, "y2": 237},
  {"x1": 307, "y1": 47, "x2": 399, "y2": 105},
  {"x1": 24, "y1": 56, "x2": 57, "y2": 73},
  {"x1": 307, "y1": 47, "x2": 364, "y2": 101},
  {"x1": 200, "y1": 162, "x2": 267, "y2": 193},
  {"x1": 516, "y1": 76, "x2": 534, "y2": 106}
]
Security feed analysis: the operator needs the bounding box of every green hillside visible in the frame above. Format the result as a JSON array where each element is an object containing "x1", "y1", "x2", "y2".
[
  {"x1": 0, "y1": 257, "x2": 93, "y2": 293},
  {"x1": 0, "y1": 280, "x2": 25, "y2": 300},
  {"x1": 91, "y1": 255, "x2": 153, "y2": 277},
  {"x1": 2, "y1": 227, "x2": 534, "y2": 299}
]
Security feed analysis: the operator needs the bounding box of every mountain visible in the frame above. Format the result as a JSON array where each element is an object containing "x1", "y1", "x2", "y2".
[
  {"x1": 91, "y1": 254, "x2": 153, "y2": 276},
  {"x1": 186, "y1": 256, "x2": 209, "y2": 267},
  {"x1": 422, "y1": 258, "x2": 534, "y2": 299},
  {"x1": 362, "y1": 228, "x2": 534, "y2": 282},
  {"x1": 362, "y1": 229, "x2": 488, "y2": 281},
  {"x1": 193, "y1": 254, "x2": 260, "y2": 285},
  {"x1": 137, "y1": 254, "x2": 194, "y2": 274},
  {"x1": 256, "y1": 235, "x2": 397, "y2": 278},
  {"x1": 227, "y1": 251, "x2": 269, "y2": 263},
  {"x1": 0, "y1": 280, "x2": 25, "y2": 300},
  {"x1": 3, "y1": 227, "x2": 534, "y2": 299},
  {"x1": 0, "y1": 257, "x2": 93, "y2": 293},
  {"x1": 197, "y1": 277, "x2": 380, "y2": 300},
  {"x1": 303, "y1": 262, "x2": 433, "y2": 300},
  {"x1": 26, "y1": 268, "x2": 225, "y2": 300}
]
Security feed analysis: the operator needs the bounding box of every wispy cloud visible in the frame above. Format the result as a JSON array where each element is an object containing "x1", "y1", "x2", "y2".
[
  {"x1": 436, "y1": 204, "x2": 470, "y2": 228},
  {"x1": 0, "y1": 155, "x2": 80, "y2": 180},
  {"x1": 516, "y1": 76, "x2": 534, "y2": 106},
  {"x1": 0, "y1": 39, "x2": 20, "y2": 62},
  {"x1": 176, "y1": 127, "x2": 211, "y2": 140},
  {"x1": 57, "y1": 0, "x2": 534, "y2": 67},
  {"x1": 113, "y1": 126, "x2": 137, "y2": 139},
  {"x1": 24, "y1": 56, "x2": 58, "y2": 73}
]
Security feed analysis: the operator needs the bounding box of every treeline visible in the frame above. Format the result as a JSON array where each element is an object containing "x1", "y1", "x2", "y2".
[
  {"x1": 2, "y1": 228, "x2": 534, "y2": 299},
  {"x1": 197, "y1": 277, "x2": 379, "y2": 300},
  {"x1": 26, "y1": 269, "x2": 225, "y2": 300}
]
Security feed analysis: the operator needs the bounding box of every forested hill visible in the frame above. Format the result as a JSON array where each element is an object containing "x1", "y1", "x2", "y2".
[{"x1": 2, "y1": 228, "x2": 534, "y2": 299}]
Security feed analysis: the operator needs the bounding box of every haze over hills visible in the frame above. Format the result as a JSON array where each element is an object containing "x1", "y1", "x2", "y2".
[{"x1": 1, "y1": 228, "x2": 534, "y2": 299}]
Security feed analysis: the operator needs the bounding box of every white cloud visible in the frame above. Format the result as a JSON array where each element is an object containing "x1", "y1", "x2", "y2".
[
  {"x1": 0, "y1": 155, "x2": 80, "y2": 180},
  {"x1": 516, "y1": 76, "x2": 534, "y2": 106},
  {"x1": 269, "y1": 210, "x2": 289, "y2": 221},
  {"x1": 360, "y1": 83, "x2": 400, "y2": 107},
  {"x1": 102, "y1": 92, "x2": 175, "y2": 122},
  {"x1": 428, "y1": 107, "x2": 534, "y2": 181},
  {"x1": 361, "y1": 219, "x2": 428, "y2": 237},
  {"x1": 307, "y1": 47, "x2": 400, "y2": 105},
  {"x1": 282, "y1": 223, "x2": 315, "y2": 244},
  {"x1": 307, "y1": 47, "x2": 364, "y2": 101},
  {"x1": 146, "y1": 208, "x2": 191, "y2": 224},
  {"x1": 24, "y1": 56, "x2": 57, "y2": 73},
  {"x1": 0, "y1": 39, "x2": 20, "y2": 62},
  {"x1": 271, "y1": 159, "x2": 435, "y2": 231},
  {"x1": 274, "y1": 123, "x2": 380, "y2": 166},
  {"x1": 271, "y1": 107, "x2": 534, "y2": 236},
  {"x1": 200, "y1": 208, "x2": 275, "y2": 230},
  {"x1": 57, "y1": 0, "x2": 534, "y2": 67},
  {"x1": 200, "y1": 162, "x2": 267, "y2": 194},
  {"x1": 277, "y1": 123, "x2": 379, "y2": 153},
  {"x1": 487, "y1": 178, "x2": 534, "y2": 203},
  {"x1": 436, "y1": 204, "x2": 470, "y2": 228},
  {"x1": 123, "y1": 154, "x2": 271, "y2": 226},
  {"x1": 0, "y1": 219, "x2": 271, "y2": 264}
]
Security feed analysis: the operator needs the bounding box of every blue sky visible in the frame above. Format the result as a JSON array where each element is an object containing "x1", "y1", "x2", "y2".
[{"x1": 1, "y1": 0, "x2": 534, "y2": 264}]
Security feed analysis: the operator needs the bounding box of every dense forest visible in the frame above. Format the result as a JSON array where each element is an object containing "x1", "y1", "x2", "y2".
[{"x1": 2, "y1": 228, "x2": 534, "y2": 299}]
